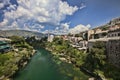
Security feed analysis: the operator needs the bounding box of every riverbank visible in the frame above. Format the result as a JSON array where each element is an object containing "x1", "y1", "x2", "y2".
[
  {"x1": 45, "y1": 48, "x2": 89, "y2": 80},
  {"x1": 45, "y1": 38, "x2": 120, "y2": 80},
  {"x1": 0, "y1": 36, "x2": 37, "y2": 80},
  {"x1": 0, "y1": 49, "x2": 36, "y2": 80},
  {"x1": 46, "y1": 47, "x2": 97, "y2": 80},
  {"x1": 14, "y1": 48, "x2": 80, "y2": 80},
  {"x1": 45, "y1": 38, "x2": 107, "y2": 80},
  {"x1": 45, "y1": 39, "x2": 90, "y2": 80}
]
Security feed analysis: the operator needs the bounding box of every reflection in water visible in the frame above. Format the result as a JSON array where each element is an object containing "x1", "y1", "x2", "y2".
[
  {"x1": 14, "y1": 48, "x2": 88, "y2": 80},
  {"x1": 14, "y1": 48, "x2": 71, "y2": 80}
]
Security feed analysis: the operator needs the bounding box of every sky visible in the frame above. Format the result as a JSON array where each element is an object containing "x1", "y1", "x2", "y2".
[{"x1": 0, "y1": 0, "x2": 120, "y2": 34}]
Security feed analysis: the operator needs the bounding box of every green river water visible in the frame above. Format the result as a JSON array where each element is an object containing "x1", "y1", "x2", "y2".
[{"x1": 13, "y1": 48, "x2": 88, "y2": 80}]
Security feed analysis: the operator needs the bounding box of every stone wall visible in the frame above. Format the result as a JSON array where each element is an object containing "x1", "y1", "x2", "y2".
[{"x1": 107, "y1": 39, "x2": 120, "y2": 68}]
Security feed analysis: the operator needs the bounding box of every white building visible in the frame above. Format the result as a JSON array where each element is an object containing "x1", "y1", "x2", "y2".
[{"x1": 48, "y1": 35, "x2": 54, "y2": 42}]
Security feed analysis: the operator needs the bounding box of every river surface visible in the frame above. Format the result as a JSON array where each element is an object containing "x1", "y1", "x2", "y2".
[{"x1": 14, "y1": 48, "x2": 88, "y2": 80}]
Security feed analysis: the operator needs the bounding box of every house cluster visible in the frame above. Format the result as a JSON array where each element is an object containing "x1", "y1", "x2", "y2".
[
  {"x1": 46, "y1": 17, "x2": 120, "y2": 68},
  {"x1": 0, "y1": 37, "x2": 11, "y2": 53},
  {"x1": 63, "y1": 17, "x2": 120, "y2": 68}
]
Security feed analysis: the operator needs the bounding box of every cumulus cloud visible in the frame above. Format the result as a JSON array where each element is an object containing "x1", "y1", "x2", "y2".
[
  {"x1": 0, "y1": 21, "x2": 20, "y2": 30},
  {"x1": 61, "y1": 23, "x2": 70, "y2": 30},
  {"x1": 0, "y1": 19, "x2": 8, "y2": 26},
  {"x1": 55, "y1": 27, "x2": 59, "y2": 30},
  {"x1": 69, "y1": 24, "x2": 91, "y2": 34},
  {"x1": 44, "y1": 23, "x2": 90, "y2": 35},
  {"x1": 0, "y1": 3, "x2": 4, "y2": 9},
  {"x1": 0, "y1": 0, "x2": 79, "y2": 32},
  {"x1": 50, "y1": 22, "x2": 70, "y2": 35},
  {"x1": 0, "y1": 0, "x2": 10, "y2": 9}
]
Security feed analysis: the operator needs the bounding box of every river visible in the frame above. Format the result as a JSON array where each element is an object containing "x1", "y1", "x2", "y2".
[{"x1": 13, "y1": 48, "x2": 88, "y2": 80}]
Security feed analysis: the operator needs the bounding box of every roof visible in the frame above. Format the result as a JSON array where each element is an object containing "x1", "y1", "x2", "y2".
[
  {"x1": 88, "y1": 37, "x2": 120, "y2": 42},
  {"x1": 108, "y1": 28, "x2": 120, "y2": 33},
  {"x1": 0, "y1": 41, "x2": 10, "y2": 50},
  {"x1": 95, "y1": 30, "x2": 108, "y2": 34},
  {"x1": 0, "y1": 38, "x2": 11, "y2": 41},
  {"x1": 0, "y1": 45, "x2": 10, "y2": 50},
  {"x1": 88, "y1": 38, "x2": 108, "y2": 42},
  {"x1": 108, "y1": 37, "x2": 120, "y2": 40},
  {"x1": 0, "y1": 41, "x2": 7, "y2": 45}
]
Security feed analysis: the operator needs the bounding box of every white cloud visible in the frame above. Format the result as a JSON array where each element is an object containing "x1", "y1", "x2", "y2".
[
  {"x1": 80, "y1": 3, "x2": 86, "y2": 9},
  {"x1": 0, "y1": 3, "x2": 4, "y2": 9},
  {"x1": 50, "y1": 22, "x2": 70, "y2": 35},
  {"x1": 59, "y1": 1, "x2": 78, "y2": 15},
  {"x1": 44, "y1": 23, "x2": 90, "y2": 35},
  {"x1": 7, "y1": 4, "x2": 17, "y2": 10},
  {"x1": 0, "y1": 0, "x2": 10, "y2": 9},
  {"x1": 42, "y1": 30, "x2": 49, "y2": 34},
  {"x1": 55, "y1": 27, "x2": 59, "y2": 30},
  {"x1": 69, "y1": 24, "x2": 91, "y2": 34},
  {"x1": 0, "y1": 0, "x2": 79, "y2": 32},
  {"x1": 0, "y1": 21, "x2": 20, "y2": 30},
  {"x1": 39, "y1": 25, "x2": 44, "y2": 29},
  {"x1": 23, "y1": 23, "x2": 44, "y2": 31},
  {"x1": 0, "y1": 19, "x2": 8, "y2": 26},
  {"x1": 61, "y1": 23, "x2": 70, "y2": 30}
]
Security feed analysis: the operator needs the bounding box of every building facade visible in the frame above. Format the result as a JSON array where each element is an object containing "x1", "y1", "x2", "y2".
[
  {"x1": 87, "y1": 17, "x2": 120, "y2": 68},
  {"x1": 107, "y1": 38, "x2": 120, "y2": 68},
  {"x1": 48, "y1": 35, "x2": 54, "y2": 42},
  {"x1": 106, "y1": 23, "x2": 120, "y2": 68}
]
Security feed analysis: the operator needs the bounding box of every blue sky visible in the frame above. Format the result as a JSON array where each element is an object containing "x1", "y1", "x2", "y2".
[
  {"x1": 65, "y1": 0, "x2": 120, "y2": 28},
  {"x1": 0, "y1": 0, "x2": 120, "y2": 34}
]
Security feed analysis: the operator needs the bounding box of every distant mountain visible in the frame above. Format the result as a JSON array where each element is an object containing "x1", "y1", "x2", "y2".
[{"x1": 0, "y1": 30, "x2": 45, "y2": 38}]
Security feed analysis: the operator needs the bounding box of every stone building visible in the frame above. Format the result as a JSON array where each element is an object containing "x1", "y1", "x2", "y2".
[
  {"x1": 48, "y1": 34, "x2": 54, "y2": 42},
  {"x1": 94, "y1": 29, "x2": 108, "y2": 39},
  {"x1": 86, "y1": 17, "x2": 120, "y2": 68},
  {"x1": 107, "y1": 38, "x2": 120, "y2": 68},
  {"x1": 109, "y1": 17, "x2": 120, "y2": 26},
  {"x1": 108, "y1": 25, "x2": 120, "y2": 37},
  {"x1": 107, "y1": 22, "x2": 120, "y2": 68},
  {"x1": 88, "y1": 38, "x2": 108, "y2": 51},
  {"x1": 87, "y1": 30, "x2": 94, "y2": 40}
]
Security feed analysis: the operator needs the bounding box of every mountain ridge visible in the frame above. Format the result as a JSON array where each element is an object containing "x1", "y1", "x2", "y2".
[{"x1": 0, "y1": 30, "x2": 45, "y2": 38}]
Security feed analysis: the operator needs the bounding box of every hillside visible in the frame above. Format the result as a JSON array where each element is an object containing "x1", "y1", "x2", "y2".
[{"x1": 0, "y1": 30, "x2": 45, "y2": 38}]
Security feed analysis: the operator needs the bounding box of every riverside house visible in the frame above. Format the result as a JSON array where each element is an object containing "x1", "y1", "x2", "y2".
[
  {"x1": 88, "y1": 17, "x2": 120, "y2": 68},
  {"x1": 0, "y1": 41, "x2": 11, "y2": 53},
  {"x1": 106, "y1": 21, "x2": 120, "y2": 68}
]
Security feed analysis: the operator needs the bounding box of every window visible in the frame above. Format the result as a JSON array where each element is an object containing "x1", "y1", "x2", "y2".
[
  {"x1": 110, "y1": 46, "x2": 112, "y2": 49},
  {"x1": 118, "y1": 33, "x2": 120, "y2": 36},
  {"x1": 116, "y1": 47, "x2": 118, "y2": 50},
  {"x1": 112, "y1": 34, "x2": 114, "y2": 37}
]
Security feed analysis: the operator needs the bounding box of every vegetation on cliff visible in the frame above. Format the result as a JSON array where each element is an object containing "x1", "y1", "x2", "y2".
[
  {"x1": 46, "y1": 37, "x2": 120, "y2": 80},
  {"x1": 0, "y1": 36, "x2": 35, "y2": 80},
  {"x1": 83, "y1": 41, "x2": 120, "y2": 80},
  {"x1": 46, "y1": 37, "x2": 89, "y2": 80}
]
